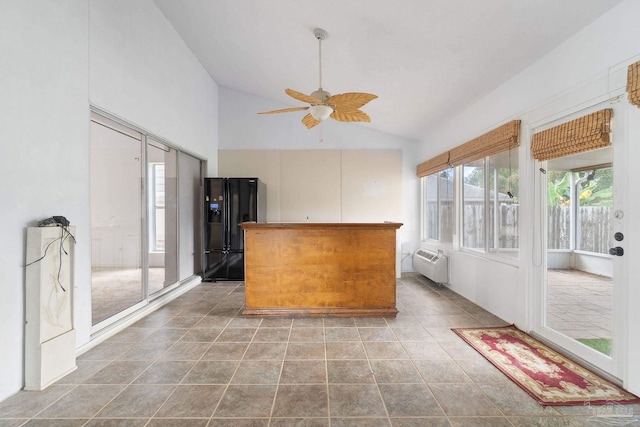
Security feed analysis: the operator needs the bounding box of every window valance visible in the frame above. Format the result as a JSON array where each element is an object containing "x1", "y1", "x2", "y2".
[
  {"x1": 416, "y1": 120, "x2": 520, "y2": 177},
  {"x1": 416, "y1": 152, "x2": 451, "y2": 178},
  {"x1": 449, "y1": 120, "x2": 521, "y2": 167},
  {"x1": 531, "y1": 109, "x2": 612, "y2": 161},
  {"x1": 628, "y1": 60, "x2": 640, "y2": 108}
]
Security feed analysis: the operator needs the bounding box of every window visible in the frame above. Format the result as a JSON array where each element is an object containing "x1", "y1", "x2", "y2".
[
  {"x1": 576, "y1": 167, "x2": 612, "y2": 254},
  {"x1": 418, "y1": 121, "x2": 520, "y2": 257},
  {"x1": 423, "y1": 174, "x2": 437, "y2": 241},
  {"x1": 462, "y1": 159, "x2": 485, "y2": 249},
  {"x1": 150, "y1": 163, "x2": 165, "y2": 252},
  {"x1": 546, "y1": 163, "x2": 613, "y2": 253},
  {"x1": 546, "y1": 170, "x2": 571, "y2": 250},
  {"x1": 462, "y1": 151, "x2": 519, "y2": 256},
  {"x1": 422, "y1": 168, "x2": 454, "y2": 243},
  {"x1": 439, "y1": 169, "x2": 454, "y2": 243},
  {"x1": 488, "y1": 150, "x2": 519, "y2": 255}
]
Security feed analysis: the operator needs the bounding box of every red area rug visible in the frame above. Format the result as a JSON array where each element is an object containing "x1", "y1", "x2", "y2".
[{"x1": 452, "y1": 325, "x2": 640, "y2": 406}]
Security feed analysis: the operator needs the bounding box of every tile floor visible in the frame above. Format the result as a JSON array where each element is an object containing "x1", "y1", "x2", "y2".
[{"x1": 1, "y1": 273, "x2": 638, "y2": 426}]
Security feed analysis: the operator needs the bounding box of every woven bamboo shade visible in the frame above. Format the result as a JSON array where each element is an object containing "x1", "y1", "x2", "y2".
[
  {"x1": 628, "y1": 60, "x2": 640, "y2": 108},
  {"x1": 416, "y1": 151, "x2": 451, "y2": 178},
  {"x1": 531, "y1": 109, "x2": 612, "y2": 161},
  {"x1": 449, "y1": 120, "x2": 521, "y2": 166}
]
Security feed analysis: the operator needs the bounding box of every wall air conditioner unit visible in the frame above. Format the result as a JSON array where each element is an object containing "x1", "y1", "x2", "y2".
[{"x1": 412, "y1": 249, "x2": 449, "y2": 285}]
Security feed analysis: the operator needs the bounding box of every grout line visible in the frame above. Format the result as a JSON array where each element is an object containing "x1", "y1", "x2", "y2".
[
  {"x1": 266, "y1": 317, "x2": 292, "y2": 426},
  {"x1": 357, "y1": 324, "x2": 392, "y2": 425},
  {"x1": 323, "y1": 318, "x2": 331, "y2": 427}
]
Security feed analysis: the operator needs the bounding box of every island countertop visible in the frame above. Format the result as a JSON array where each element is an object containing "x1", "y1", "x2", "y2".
[
  {"x1": 239, "y1": 222, "x2": 403, "y2": 229},
  {"x1": 239, "y1": 222, "x2": 402, "y2": 317}
]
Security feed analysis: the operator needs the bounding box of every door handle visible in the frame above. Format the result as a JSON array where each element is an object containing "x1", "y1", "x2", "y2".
[{"x1": 609, "y1": 247, "x2": 624, "y2": 256}]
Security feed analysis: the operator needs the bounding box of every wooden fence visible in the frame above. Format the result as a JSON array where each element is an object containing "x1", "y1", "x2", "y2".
[{"x1": 427, "y1": 204, "x2": 611, "y2": 254}]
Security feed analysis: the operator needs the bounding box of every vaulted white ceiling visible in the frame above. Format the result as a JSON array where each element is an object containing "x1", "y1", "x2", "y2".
[{"x1": 154, "y1": 0, "x2": 620, "y2": 141}]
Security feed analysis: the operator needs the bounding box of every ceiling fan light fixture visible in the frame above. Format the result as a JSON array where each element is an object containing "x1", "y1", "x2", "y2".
[
  {"x1": 309, "y1": 104, "x2": 333, "y2": 120},
  {"x1": 257, "y1": 27, "x2": 377, "y2": 129}
]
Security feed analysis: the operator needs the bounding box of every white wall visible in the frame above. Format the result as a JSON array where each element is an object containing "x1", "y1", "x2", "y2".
[
  {"x1": 278, "y1": 150, "x2": 343, "y2": 223},
  {"x1": 0, "y1": 0, "x2": 218, "y2": 401},
  {"x1": 418, "y1": 1, "x2": 640, "y2": 162},
  {"x1": 417, "y1": 0, "x2": 640, "y2": 393},
  {"x1": 0, "y1": 0, "x2": 89, "y2": 402},
  {"x1": 218, "y1": 87, "x2": 420, "y2": 270}
]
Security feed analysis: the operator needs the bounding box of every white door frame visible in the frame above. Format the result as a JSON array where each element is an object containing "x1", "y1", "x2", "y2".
[{"x1": 530, "y1": 99, "x2": 628, "y2": 382}]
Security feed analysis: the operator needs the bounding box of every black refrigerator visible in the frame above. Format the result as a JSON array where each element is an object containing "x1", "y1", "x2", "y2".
[{"x1": 203, "y1": 178, "x2": 266, "y2": 281}]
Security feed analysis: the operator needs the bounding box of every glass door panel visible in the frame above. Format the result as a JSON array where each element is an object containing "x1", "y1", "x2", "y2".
[
  {"x1": 178, "y1": 152, "x2": 203, "y2": 280},
  {"x1": 90, "y1": 118, "x2": 144, "y2": 325},
  {"x1": 545, "y1": 147, "x2": 613, "y2": 357},
  {"x1": 147, "y1": 139, "x2": 178, "y2": 296}
]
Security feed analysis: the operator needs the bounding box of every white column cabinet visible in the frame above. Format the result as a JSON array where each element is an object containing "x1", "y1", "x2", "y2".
[{"x1": 24, "y1": 226, "x2": 77, "y2": 390}]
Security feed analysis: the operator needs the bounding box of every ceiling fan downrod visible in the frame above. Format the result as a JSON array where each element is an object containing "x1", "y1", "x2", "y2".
[{"x1": 314, "y1": 28, "x2": 329, "y2": 96}]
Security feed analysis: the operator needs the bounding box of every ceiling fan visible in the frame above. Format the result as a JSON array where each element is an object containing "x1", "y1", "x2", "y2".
[{"x1": 258, "y1": 28, "x2": 378, "y2": 129}]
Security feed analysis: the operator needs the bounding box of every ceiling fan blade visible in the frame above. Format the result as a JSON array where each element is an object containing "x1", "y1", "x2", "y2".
[
  {"x1": 258, "y1": 106, "x2": 309, "y2": 115},
  {"x1": 302, "y1": 113, "x2": 321, "y2": 129},
  {"x1": 286, "y1": 88, "x2": 323, "y2": 105},
  {"x1": 326, "y1": 92, "x2": 378, "y2": 111},
  {"x1": 330, "y1": 109, "x2": 371, "y2": 123}
]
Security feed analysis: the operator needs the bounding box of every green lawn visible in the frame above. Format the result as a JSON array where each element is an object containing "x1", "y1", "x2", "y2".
[{"x1": 576, "y1": 338, "x2": 612, "y2": 355}]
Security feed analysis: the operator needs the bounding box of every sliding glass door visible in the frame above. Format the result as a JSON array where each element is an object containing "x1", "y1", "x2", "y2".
[
  {"x1": 90, "y1": 115, "x2": 145, "y2": 325},
  {"x1": 90, "y1": 112, "x2": 204, "y2": 330}
]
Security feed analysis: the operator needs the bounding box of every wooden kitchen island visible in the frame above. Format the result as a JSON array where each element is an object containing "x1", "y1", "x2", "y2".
[{"x1": 240, "y1": 222, "x2": 402, "y2": 317}]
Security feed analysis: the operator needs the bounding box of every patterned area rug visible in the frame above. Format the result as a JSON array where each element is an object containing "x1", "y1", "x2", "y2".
[{"x1": 452, "y1": 325, "x2": 640, "y2": 406}]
